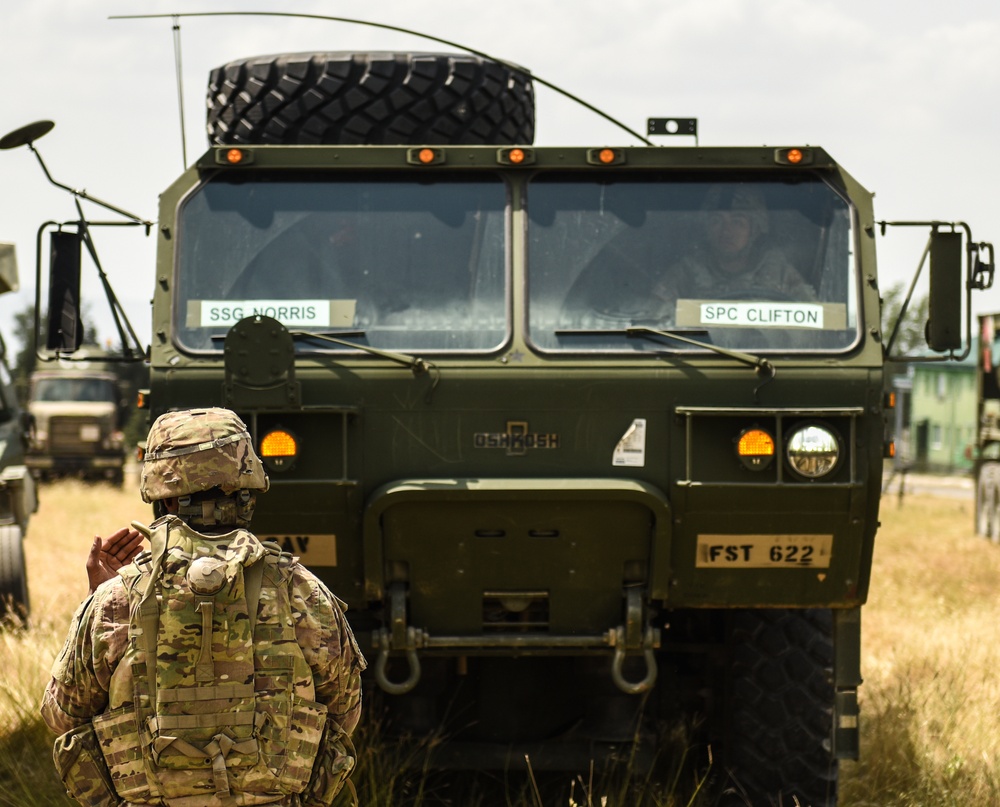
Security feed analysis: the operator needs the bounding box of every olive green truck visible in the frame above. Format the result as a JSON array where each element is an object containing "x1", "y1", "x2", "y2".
[{"x1": 12, "y1": 50, "x2": 993, "y2": 806}]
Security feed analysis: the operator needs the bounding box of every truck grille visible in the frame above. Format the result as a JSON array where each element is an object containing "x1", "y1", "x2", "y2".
[{"x1": 49, "y1": 417, "x2": 102, "y2": 454}]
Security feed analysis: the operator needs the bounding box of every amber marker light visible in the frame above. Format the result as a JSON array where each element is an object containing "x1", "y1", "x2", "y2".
[
  {"x1": 737, "y1": 427, "x2": 775, "y2": 470},
  {"x1": 586, "y1": 147, "x2": 625, "y2": 166},
  {"x1": 496, "y1": 147, "x2": 535, "y2": 165},
  {"x1": 406, "y1": 147, "x2": 445, "y2": 165},
  {"x1": 774, "y1": 147, "x2": 813, "y2": 166},
  {"x1": 260, "y1": 428, "x2": 299, "y2": 471},
  {"x1": 215, "y1": 147, "x2": 254, "y2": 165}
]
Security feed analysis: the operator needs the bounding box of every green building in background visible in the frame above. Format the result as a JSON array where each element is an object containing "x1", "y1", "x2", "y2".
[{"x1": 896, "y1": 342, "x2": 977, "y2": 473}]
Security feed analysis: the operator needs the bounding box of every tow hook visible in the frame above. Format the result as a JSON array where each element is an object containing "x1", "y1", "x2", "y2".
[
  {"x1": 608, "y1": 585, "x2": 659, "y2": 694},
  {"x1": 608, "y1": 625, "x2": 659, "y2": 695},
  {"x1": 373, "y1": 626, "x2": 425, "y2": 695},
  {"x1": 371, "y1": 583, "x2": 659, "y2": 696}
]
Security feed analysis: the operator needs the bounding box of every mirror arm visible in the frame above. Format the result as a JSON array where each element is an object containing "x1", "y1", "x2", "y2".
[
  {"x1": 28, "y1": 142, "x2": 153, "y2": 232},
  {"x1": 882, "y1": 234, "x2": 930, "y2": 357},
  {"x1": 74, "y1": 201, "x2": 145, "y2": 359},
  {"x1": 880, "y1": 220, "x2": 985, "y2": 364}
]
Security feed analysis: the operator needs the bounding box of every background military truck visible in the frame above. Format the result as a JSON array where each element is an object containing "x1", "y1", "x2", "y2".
[
  {"x1": 0, "y1": 242, "x2": 39, "y2": 619},
  {"x1": 7, "y1": 42, "x2": 994, "y2": 806},
  {"x1": 25, "y1": 357, "x2": 127, "y2": 486}
]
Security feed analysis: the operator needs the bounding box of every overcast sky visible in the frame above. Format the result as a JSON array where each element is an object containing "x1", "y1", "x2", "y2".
[{"x1": 2, "y1": 0, "x2": 999, "y2": 350}]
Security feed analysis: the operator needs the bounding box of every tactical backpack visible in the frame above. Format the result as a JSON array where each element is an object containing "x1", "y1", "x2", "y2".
[{"x1": 75, "y1": 515, "x2": 354, "y2": 806}]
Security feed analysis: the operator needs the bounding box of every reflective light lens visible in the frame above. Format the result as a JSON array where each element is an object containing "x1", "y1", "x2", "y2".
[
  {"x1": 737, "y1": 428, "x2": 775, "y2": 470},
  {"x1": 260, "y1": 429, "x2": 298, "y2": 471},
  {"x1": 226, "y1": 148, "x2": 244, "y2": 164},
  {"x1": 786, "y1": 424, "x2": 841, "y2": 478}
]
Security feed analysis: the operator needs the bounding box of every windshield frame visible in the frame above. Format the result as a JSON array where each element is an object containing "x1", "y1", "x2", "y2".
[
  {"x1": 171, "y1": 169, "x2": 514, "y2": 358},
  {"x1": 523, "y1": 170, "x2": 864, "y2": 358}
]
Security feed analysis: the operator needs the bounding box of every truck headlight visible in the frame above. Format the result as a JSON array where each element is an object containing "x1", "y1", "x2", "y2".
[{"x1": 786, "y1": 424, "x2": 841, "y2": 479}]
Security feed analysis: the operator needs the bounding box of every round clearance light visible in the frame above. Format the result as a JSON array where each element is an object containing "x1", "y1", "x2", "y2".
[
  {"x1": 737, "y1": 427, "x2": 775, "y2": 470},
  {"x1": 786, "y1": 424, "x2": 841, "y2": 479},
  {"x1": 260, "y1": 428, "x2": 298, "y2": 471},
  {"x1": 226, "y1": 148, "x2": 244, "y2": 164}
]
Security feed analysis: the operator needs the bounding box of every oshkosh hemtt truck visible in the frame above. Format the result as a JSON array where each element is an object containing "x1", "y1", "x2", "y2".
[{"x1": 15, "y1": 50, "x2": 993, "y2": 806}]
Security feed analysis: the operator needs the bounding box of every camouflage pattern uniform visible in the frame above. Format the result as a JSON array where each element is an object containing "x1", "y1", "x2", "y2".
[{"x1": 41, "y1": 408, "x2": 365, "y2": 806}]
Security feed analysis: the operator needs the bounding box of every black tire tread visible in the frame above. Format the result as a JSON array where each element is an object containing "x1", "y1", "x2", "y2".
[
  {"x1": 207, "y1": 52, "x2": 535, "y2": 146},
  {"x1": 0, "y1": 523, "x2": 29, "y2": 620},
  {"x1": 724, "y1": 608, "x2": 836, "y2": 807}
]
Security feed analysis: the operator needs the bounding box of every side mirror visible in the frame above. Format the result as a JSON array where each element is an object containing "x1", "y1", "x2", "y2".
[
  {"x1": 926, "y1": 230, "x2": 963, "y2": 352},
  {"x1": 45, "y1": 230, "x2": 84, "y2": 353}
]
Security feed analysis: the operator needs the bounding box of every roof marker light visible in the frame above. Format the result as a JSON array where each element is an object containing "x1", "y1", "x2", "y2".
[
  {"x1": 586, "y1": 147, "x2": 625, "y2": 166},
  {"x1": 214, "y1": 147, "x2": 255, "y2": 165},
  {"x1": 407, "y1": 147, "x2": 445, "y2": 165},
  {"x1": 497, "y1": 147, "x2": 536, "y2": 165},
  {"x1": 774, "y1": 147, "x2": 813, "y2": 166}
]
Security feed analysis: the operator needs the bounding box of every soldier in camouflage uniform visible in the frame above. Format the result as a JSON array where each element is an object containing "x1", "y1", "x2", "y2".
[
  {"x1": 655, "y1": 185, "x2": 817, "y2": 304},
  {"x1": 41, "y1": 407, "x2": 365, "y2": 807}
]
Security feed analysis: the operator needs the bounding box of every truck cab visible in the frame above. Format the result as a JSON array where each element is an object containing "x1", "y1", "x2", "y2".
[{"x1": 26, "y1": 364, "x2": 126, "y2": 485}]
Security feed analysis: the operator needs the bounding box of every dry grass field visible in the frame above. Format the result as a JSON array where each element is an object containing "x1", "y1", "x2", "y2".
[{"x1": 2, "y1": 479, "x2": 998, "y2": 806}]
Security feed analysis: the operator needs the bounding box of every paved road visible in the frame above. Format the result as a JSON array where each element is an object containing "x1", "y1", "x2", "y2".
[{"x1": 882, "y1": 470, "x2": 973, "y2": 501}]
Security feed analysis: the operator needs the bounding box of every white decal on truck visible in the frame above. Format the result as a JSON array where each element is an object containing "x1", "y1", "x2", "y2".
[
  {"x1": 612, "y1": 418, "x2": 646, "y2": 467},
  {"x1": 187, "y1": 299, "x2": 357, "y2": 329}
]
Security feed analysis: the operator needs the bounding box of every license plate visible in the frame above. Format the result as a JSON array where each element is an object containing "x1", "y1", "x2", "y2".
[
  {"x1": 695, "y1": 534, "x2": 832, "y2": 568},
  {"x1": 79, "y1": 424, "x2": 100, "y2": 442}
]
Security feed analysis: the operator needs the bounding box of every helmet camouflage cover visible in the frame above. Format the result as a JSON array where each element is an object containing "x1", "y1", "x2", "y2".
[{"x1": 140, "y1": 408, "x2": 269, "y2": 503}]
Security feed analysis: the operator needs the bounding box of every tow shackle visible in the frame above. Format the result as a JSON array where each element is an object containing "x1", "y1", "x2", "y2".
[
  {"x1": 373, "y1": 627, "x2": 422, "y2": 695},
  {"x1": 609, "y1": 625, "x2": 659, "y2": 695}
]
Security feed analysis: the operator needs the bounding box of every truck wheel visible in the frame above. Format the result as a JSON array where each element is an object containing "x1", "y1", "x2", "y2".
[
  {"x1": 0, "y1": 524, "x2": 29, "y2": 621},
  {"x1": 976, "y1": 470, "x2": 995, "y2": 537},
  {"x1": 723, "y1": 608, "x2": 836, "y2": 807},
  {"x1": 207, "y1": 52, "x2": 535, "y2": 147}
]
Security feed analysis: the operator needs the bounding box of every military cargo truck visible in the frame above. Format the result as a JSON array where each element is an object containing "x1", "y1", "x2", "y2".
[
  {"x1": 0, "y1": 242, "x2": 39, "y2": 619},
  {"x1": 9, "y1": 47, "x2": 993, "y2": 806},
  {"x1": 25, "y1": 361, "x2": 127, "y2": 485}
]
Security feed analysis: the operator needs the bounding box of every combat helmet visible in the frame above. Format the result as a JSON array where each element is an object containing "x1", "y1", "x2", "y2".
[
  {"x1": 701, "y1": 184, "x2": 769, "y2": 237},
  {"x1": 140, "y1": 407, "x2": 268, "y2": 527}
]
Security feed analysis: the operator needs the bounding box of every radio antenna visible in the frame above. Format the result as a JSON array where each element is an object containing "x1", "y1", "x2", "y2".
[
  {"x1": 111, "y1": 11, "x2": 655, "y2": 147},
  {"x1": 172, "y1": 15, "x2": 188, "y2": 168}
]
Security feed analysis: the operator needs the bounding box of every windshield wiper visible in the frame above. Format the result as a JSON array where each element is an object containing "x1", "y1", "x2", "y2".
[
  {"x1": 286, "y1": 330, "x2": 437, "y2": 378},
  {"x1": 624, "y1": 326, "x2": 775, "y2": 378}
]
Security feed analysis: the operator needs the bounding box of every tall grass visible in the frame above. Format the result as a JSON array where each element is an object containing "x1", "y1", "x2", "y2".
[
  {"x1": 3, "y1": 481, "x2": 999, "y2": 805},
  {"x1": 839, "y1": 493, "x2": 1000, "y2": 806}
]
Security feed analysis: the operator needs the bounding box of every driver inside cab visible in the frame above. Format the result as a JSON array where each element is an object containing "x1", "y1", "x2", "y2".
[{"x1": 654, "y1": 185, "x2": 816, "y2": 304}]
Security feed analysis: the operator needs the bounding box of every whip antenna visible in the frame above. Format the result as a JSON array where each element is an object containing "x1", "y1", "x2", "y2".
[
  {"x1": 111, "y1": 11, "x2": 655, "y2": 146},
  {"x1": 172, "y1": 15, "x2": 188, "y2": 168}
]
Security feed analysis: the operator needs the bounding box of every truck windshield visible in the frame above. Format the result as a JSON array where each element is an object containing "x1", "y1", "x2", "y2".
[
  {"x1": 527, "y1": 173, "x2": 858, "y2": 353},
  {"x1": 32, "y1": 377, "x2": 116, "y2": 403},
  {"x1": 175, "y1": 172, "x2": 508, "y2": 353}
]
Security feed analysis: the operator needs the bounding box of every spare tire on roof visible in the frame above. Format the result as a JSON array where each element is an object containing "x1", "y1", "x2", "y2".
[{"x1": 206, "y1": 51, "x2": 535, "y2": 146}]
